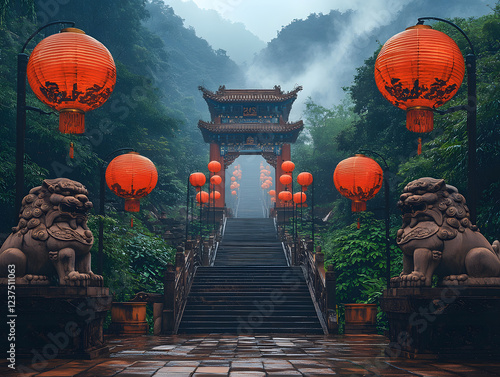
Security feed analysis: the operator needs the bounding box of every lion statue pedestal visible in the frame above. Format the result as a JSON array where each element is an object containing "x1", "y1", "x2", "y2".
[
  {"x1": 381, "y1": 178, "x2": 500, "y2": 359},
  {"x1": 0, "y1": 178, "x2": 111, "y2": 360}
]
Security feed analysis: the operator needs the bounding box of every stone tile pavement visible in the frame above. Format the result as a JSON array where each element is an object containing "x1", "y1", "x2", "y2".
[{"x1": 2, "y1": 334, "x2": 500, "y2": 376}]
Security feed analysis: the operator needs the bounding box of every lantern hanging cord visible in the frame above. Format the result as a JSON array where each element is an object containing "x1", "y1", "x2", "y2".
[
  {"x1": 417, "y1": 17, "x2": 475, "y2": 56},
  {"x1": 21, "y1": 21, "x2": 76, "y2": 53},
  {"x1": 357, "y1": 149, "x2": 389, "y2": 170}
]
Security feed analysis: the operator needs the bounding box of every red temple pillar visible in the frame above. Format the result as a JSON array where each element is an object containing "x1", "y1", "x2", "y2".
[{"x1": 210, "y1": 143, "x2": 225, "y2": 208}]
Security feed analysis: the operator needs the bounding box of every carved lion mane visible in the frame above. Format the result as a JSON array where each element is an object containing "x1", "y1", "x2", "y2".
[
  {"x1": 0, "y1": 178, "x2": 102, "y2": 286},
  {"x1": 393, "y1": 177, "x2": 500, "y2": 287}
]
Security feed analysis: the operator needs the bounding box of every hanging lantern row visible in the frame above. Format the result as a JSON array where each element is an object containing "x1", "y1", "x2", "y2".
[
  {"x1": 27, "y1": 28, "x2": 116, "y2": 134},
  {"x1": 105, "y1": 152, "x2": 158, "y2": 212},
  {"x1": 260, "y1": 163, "x2": 273, "y2": 191},
  {"x1": 333, "y1": 154, "x2": 383, "y2": 212},
  {"x1": 374, "y1": 24, "x2": 465, "y2": 154}
]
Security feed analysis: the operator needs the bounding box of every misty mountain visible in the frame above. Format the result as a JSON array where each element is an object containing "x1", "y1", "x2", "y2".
[
  {"x1": 144, "y1": 1, "x2": 244, "y2": 116},
  {"x1": 164, "y1": 0, "x2": 266, "y2": 65},
  {"x1": 247, "y1": 0, "x2": 493, "y2": 113}
]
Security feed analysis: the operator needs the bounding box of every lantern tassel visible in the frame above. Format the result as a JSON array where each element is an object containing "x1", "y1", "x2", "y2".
[
  {"x1": 59, "y1": 109, "x2": 85, "y2": 134},
  {"x1": 357, "y1": 218, "x2": 360, "y2": 229},
  {"x1": 131, "y1": 217, "x2": 133, "y2": 227},
  {"x1": 418, "y1": 138, "x2": 422, "y2": 155},
  {"x1": 69, "y1": 142, "x2": 74, "y2": 159}
]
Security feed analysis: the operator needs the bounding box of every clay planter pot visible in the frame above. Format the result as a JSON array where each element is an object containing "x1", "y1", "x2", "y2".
[
  {"x1": 344, "y1": 303, "x2": 377, "y2": 334},
  {"x1": 110, "y1": 302, "x2": 148, "y2": 335}
]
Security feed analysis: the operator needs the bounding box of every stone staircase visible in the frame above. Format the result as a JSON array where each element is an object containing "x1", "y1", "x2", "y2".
[{"x1": 177, "y1": 218, "x2": 324, "y2": 334}]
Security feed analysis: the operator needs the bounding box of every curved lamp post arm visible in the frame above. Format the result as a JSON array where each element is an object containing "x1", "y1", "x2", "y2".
[
  {"x1": 417, "y1": 17, "x2": 475, "y2": 55},
  {"x1": 21, "y1": 20, "x2": 76, "y2": 53},
  {"x1": 15, "y1": 20, "x2": 75, "y2": 213},
  {"x1": 417, "y1": 17, "x2": 477, "y2": 224}
]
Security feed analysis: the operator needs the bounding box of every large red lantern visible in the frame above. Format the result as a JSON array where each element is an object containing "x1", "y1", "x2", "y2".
[
  {"x1": 375, "y1": 24, "x2": 465, "y2": 134},
  {"x1": 281, "y1": 160, "x2": 295, "y2": 173},
  {"x1": 105, "y1": 152, "x2": 158, "y2": 212},
  {"x1": 279, "y1": 174, "x2": 292, "y2": 186},
  {"x1": 333, "y1": 155, "x2": 383, "y2": 212},
  {"x1": 27, "y1": 28, "x2": 116, "y2": 134},
  {"x1": 189, "y1": 172, "x2": 206, "y2": 190},
  {"x1": 297, "y1": 172, "x2": 313, "y2": 191},
  {"x1": 208, "y1": 160, "x2": 221, "y2": 173}
]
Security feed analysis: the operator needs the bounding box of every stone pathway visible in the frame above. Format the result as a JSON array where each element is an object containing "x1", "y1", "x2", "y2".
[{"x1": 2, "y1": 334, "x2": 500, "y2": 376}]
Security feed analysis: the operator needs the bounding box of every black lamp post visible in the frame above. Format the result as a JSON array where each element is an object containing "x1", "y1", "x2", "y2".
[
  {"x1": 416, "y1": 17, "x2": 477, "y2": 223},
  {"x1": 15, "y1": 21, "x2": 75, "y2": 211},
  {"x1": 358, "y1": 149, "x2": 392, "y2": 289},
  {"x1": 97, "y1": 148, "x2": 135, "y2": 275}
]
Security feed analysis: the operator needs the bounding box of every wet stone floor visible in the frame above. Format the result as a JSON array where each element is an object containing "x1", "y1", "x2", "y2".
[{"x1": 2, "y1": 334, "x2": 500, "y2": 377}]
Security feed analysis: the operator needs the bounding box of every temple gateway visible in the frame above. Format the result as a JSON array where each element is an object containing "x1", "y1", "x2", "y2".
[{"x1": 198, "y1": 85, "x2": 304, "y2": 209}]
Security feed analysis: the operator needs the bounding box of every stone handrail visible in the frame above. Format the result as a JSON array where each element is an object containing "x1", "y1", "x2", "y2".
[
  {"x1": 161, "y1": 215, "x2": 224, "y2": 334},
  {"x1": 280, "y1": 228, "x2": 338, "y2": 334}
]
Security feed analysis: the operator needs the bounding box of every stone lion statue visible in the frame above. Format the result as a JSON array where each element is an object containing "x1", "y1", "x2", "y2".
[
  {"x1": 393, "y1": 177, "x2": 500, "y2": 287},
  {"x1": 0, "y1": 178, "x2": 102, "y2": 286}
]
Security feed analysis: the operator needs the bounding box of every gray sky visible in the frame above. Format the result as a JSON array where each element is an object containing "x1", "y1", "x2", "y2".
[{"x1": 180, "y1": 0, "x2": 391, "y2": 42}]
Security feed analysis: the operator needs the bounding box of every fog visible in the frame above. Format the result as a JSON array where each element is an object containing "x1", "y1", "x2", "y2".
[{"x1": 167, "y1": 0, "x2": 493, "y2": 119}]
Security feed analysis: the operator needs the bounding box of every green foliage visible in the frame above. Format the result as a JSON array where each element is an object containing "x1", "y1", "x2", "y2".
[
  {"x1": 292, "y1": 97, "x2": 358, "y2": 205},
  {"x1": 88, "y1": 212, "x2": 175, "y2": 301},
  {"x1": 322, "y1": 212, "x2": 402, "y2": 304}
]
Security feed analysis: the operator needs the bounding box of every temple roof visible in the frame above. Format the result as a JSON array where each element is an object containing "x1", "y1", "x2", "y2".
[
  {"x1": 198, "y1": 85, "x2": 303, "y2": 103},
  {"x1": 198, "y1": 120, "x2": 303, "y2": 134}
]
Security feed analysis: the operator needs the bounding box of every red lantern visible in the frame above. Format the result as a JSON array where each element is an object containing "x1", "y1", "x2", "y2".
[
  {"x1": 333, "y1": 155, "x2": 383, "y2": 212},
  {"x1": 208, "y1": 160, "x2": 221, "y2": 173},
  {"x1": 278, "y1": 190, "x2": 292, "y2": 202},
  {"x1": 27, "y1": 28, "x2": 116, "y2": 134},
  {"x1": 196, "y1": 191, "x2": 209, "y2": 204},
  {"x1": 210, "y1": 175, "x2": 222, "y2": 185},
  {"x1": 281, "y1": 160, "x2": 295, "y2": 173},
  {"x1": 231, "y1": 190, "x2": 237, "y2": 196},
  {"x1": 209, "y1": 191, "x2": 221, "y2": 201},
  {"x1": 279, "y1": 174, "x2": 292, "y2": 186},
  {"x1": 269, "y1": 190, "x2": 276, "y2": 196},
  {"x1": 293, "y1": 192, "x2": 307, "y2": 204},
  {"x1": 297, "y1": 172, "x2": 313, "y2": 191},
  {"x1": 105, "y1": 152, "x2": 158, "y2": 212},
  {"x1": 375, "y1": 24, "x2": 465, "y2": 134},
  {"x1": 189, "y1": 172, "x2": 206, "y2": 190},
  {"x1": 231, "y1": 176, "x2": 236, "y2": 182}
]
